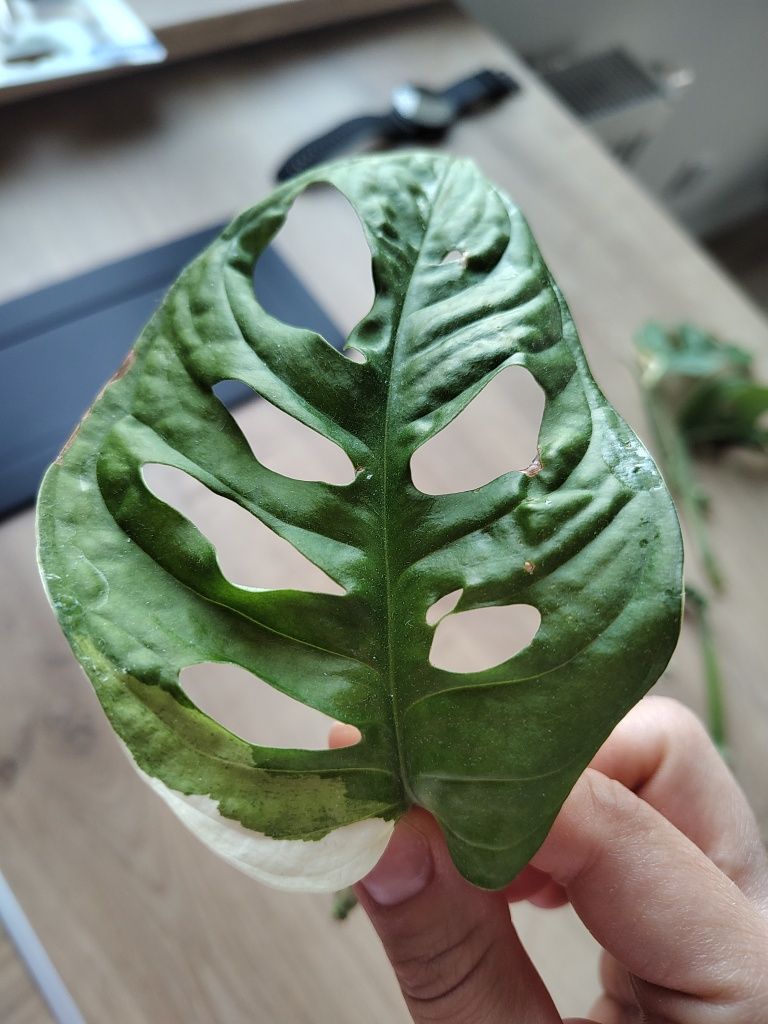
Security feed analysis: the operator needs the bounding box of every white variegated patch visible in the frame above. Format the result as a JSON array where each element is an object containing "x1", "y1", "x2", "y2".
[{"x1": 121, "y1": 745, "x2": 393, "y2": 891}]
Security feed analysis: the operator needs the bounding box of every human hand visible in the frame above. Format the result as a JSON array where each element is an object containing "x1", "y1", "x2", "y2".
[{"x1": 330, "y1": 697, "x2": 768, "y2": 1022}]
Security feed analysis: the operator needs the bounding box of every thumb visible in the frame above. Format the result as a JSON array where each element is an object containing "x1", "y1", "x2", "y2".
[{"x1": 355, "y1": 809, "x2": 562, "y2": 1024}]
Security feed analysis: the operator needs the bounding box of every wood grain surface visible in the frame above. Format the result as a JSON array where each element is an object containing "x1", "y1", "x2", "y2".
[
  {"x1": 0, "y1": 0, "x2": 432, "y2": 104},
  {"x1": 0, "y1": 931, "x2": 51, "y2": 1024},
  {"x1": 139, "y1": 0, "x2": 435, "y2": 61},
  {"x1": 1, "y1": 4, "x2": 767, "y2": 1022}
]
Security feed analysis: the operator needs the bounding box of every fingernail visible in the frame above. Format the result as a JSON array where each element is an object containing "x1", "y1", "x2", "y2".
[{"x1": 360, "y1": 822, "x2": 433, "y2": 906}]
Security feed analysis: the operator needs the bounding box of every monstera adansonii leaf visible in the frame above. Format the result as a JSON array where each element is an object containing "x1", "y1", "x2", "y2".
[{"x1": 37, "y1": 153, "x2": 683, "y2": 893}]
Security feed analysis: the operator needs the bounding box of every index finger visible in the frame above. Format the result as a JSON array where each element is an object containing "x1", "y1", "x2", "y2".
[
  {"x1": 589, "y1": 696, "x2": 768, "y2": 903},
  {"x1": 529, "y1": 764, "x2": 768, "y2": 1011}
]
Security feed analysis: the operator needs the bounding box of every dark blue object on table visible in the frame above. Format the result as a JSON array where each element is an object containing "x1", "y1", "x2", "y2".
[{"x1": 0, "y1": 228, "x2": 344, "y2": 518}]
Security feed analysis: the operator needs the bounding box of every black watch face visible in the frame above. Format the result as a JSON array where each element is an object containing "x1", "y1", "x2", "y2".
[{"x1": 390, "y1": 84, "x2": 454, "y2": 130}]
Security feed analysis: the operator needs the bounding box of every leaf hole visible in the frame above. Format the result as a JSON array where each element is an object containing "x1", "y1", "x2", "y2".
[
  {"x1": 441, "y1": 249, "x2": 467, "y2": 266},
  {"x1": 425, "y1": 588, "x2": 463, "y2": 627},
  {"x1": 257, "y1": 181, "x2": 375, "y2": 346},
  {"x1": 142, "y1": 463, "x2": 344, "y2": 594},
  {"x1": 410, "y1": 365, "x2": 545, "y2": 495},
  {"x1": 180, "y1": 662, "x2": 341, "y2": 749},
  {"x1": 212, "y1": 382, "x2": 356, "y2": 486},
  {"x1": 429, "y1": 603, "x2": 541, "y2": 673},
  {"x1": 343, "y1": 347, "x2": 367, "y2": 364}
]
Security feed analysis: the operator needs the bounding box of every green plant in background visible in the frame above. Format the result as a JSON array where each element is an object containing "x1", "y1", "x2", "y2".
[
  {"x1": 37, "y1": 153, "x2": 682, "y2": 893},
  {"x1": 634, "y1": 321, "x2": 768, "y2": 753}
]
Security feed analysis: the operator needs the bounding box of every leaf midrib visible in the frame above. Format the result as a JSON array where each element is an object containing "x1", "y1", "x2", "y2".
[{"x1": 380, "y1": 163, "x2": 451, "y2": 804}]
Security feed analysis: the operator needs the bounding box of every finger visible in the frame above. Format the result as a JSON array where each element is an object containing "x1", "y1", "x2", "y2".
[
  {"x1": 525, "y1": 696, "x2": 768, "y2": 914},
  {"x1": 590, "y1": 696, "x2": 768, "y2": 901},
  {"x1": 599, "y1": 952, "x2": 637, "y2": 1010},
  {"x1": 586, "y1": 994, "x2": 641, "y2": 1024},
  {"x1": 527, "y1": 880, "x2": 568, "y2": 909},
  {"x1": 530, "y1": 767, "x2": 768, "y2": 1018},
  {"x1": 503, "y1": 865, "x2": 553, "y2": 903},
  {"x1": 328, "y1": 722, "x2": 362, "y2": 749},
  {"x1": 503, "y1": 868, "x2": 568, "y2": 908},
  {"x1": 565, "y1": 1019, "x2": 611, "y2": 1024},
  {"x1": 356, "y1": 809, "x2": 563, "y2": 1024}
]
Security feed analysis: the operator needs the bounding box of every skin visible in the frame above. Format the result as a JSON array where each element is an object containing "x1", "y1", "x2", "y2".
[{"x1": 329, "y1": 697, "x2": 768, "y2": 1023}]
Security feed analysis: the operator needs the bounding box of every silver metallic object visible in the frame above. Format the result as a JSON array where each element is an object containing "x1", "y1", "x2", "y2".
[{"x1": 0, "y1": 0, "x2": 165, "y2": 93}]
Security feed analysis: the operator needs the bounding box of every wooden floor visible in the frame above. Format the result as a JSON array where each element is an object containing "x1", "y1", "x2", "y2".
[
  {"x1": 1, "y1": 5, "x2": 768, "y2": 1022},
  {"x1": 0, "y1": 931, "x2": 51, "y2": 1024},
  {"x1": 708, "y1": 209, "x2": 768, "y2": 313}
]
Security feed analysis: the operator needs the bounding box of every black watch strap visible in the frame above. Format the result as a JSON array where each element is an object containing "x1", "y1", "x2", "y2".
[
  {"x1": 276, "y1": 68, "x2": 519, "y2": 182},
  {"x1": 276, "y1": 113, "x2": 400, "y2": 182},
  {"x1": 443, "y1": 69, "x2": 518, "y2": 113}
]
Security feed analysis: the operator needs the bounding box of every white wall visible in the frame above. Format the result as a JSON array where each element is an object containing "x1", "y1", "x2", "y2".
[{"x1": 461, "y1": 0, "x2": 768, "y2": 235}]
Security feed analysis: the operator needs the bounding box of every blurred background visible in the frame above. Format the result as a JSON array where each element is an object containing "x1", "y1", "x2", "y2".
[
  {"x1": 1, "y1": 2, "x2": 767, "y2": 1022},
  {"x1": 472, "y1": 0, "x2": 768, "y2": 240},
  {"x1": 471, "y1": 0, "x2": 768, "y2": 307}
]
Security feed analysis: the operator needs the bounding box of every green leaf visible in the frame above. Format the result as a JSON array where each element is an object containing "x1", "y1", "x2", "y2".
[
  {"x1": 679, "y1": 378, "x2": 768, "y2": 449},
  {"x1": 634, "y1": 320, "x2": 768, "y2": 594},
  {"x1": 37, "y1": 153, "x2": 683, "y2": 891},
  {"x1": 636, "y1": 321, "x2": 753, "y2": 390}
]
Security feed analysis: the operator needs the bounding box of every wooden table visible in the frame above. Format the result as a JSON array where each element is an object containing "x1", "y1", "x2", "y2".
[{"x1": 1, "y1": 5, "x2": 767, "y2": 1022}]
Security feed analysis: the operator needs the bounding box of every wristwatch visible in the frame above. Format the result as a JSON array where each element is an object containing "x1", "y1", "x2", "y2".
[{"x1": 275, "y1": 69, "x2": 520, "y2": 181}]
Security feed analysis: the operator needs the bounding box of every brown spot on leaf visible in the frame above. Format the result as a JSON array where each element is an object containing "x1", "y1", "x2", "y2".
[
  {"x1": 56, "y1": 427, "x2": 80, "y2": 463},
  {"x1": 523, "y1": 453, "x2": 542, "y2": 477},
  {"x1": 524, "y1": 560, "x2": 536, "y2": 574},
  {"x1": 111, "y1": 349, "x2": 136, "y2": 382},
  {"x1": 55, "y1": 350, "x2": 136, "y2": 463}
]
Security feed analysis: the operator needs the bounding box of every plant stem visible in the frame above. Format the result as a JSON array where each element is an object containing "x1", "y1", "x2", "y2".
[
  {"x1": 685, "y1": 586, "x2": 728, "y2": 758},
  {"x1": 642, "y1": 390, "x2": 724, "y2": 592},
  {"x1": 332, "y1": 887, "x2": 358, "y2": 920}
]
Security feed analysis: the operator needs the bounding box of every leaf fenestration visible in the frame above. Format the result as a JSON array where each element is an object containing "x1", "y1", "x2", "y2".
[{"x1": 37, "y1": 153, "x2": 683, "y2": 890}]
